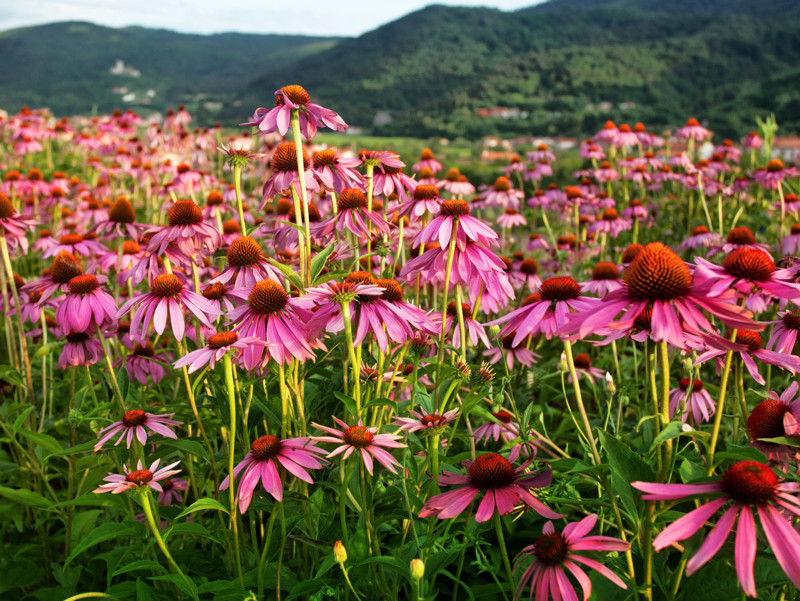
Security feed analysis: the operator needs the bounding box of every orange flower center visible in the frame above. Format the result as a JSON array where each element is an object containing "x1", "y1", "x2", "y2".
[
  {"x1": 168, "y1": 200, "x2": 203, "y2": 227},
  {"x1": 343, "y1": 425, "x2": 374, "y2": 448},
  {"x1": 122, "y1": 409, "x2": 148, "y2": 427},
  {"x1": 747, "y1": 400, "x2": 790, "y2": 445},
  {"x1": 272, "y1": 142, "x2": 309, "y2": 173},
  {"x1": 50, "y1": 251, "x2": 84, "y2": 284},
  {"x1": 722, "y1": 248, "x2": 774, "y2": 282},
  {"x1": 227, "y1": 236, "x2": 262, "y2": 267},
  {"x1": 439, "y1": 199, "x2": 470, "y2": 217},
  {"x1": 592, "y1": 261, "x2": 619, "y2": 280},
  {"x1": 624, "y1": 242, "x2": 691, "y2": 301},
  {"x1": 727, "y1": 227, "x2": 756, "y2": 245},
  {"x1": 338, "y1": 188, "x2": 367, "y2": 210},
  {"x1": 68, "y1": 274, "x2": 99, "y2": 295},
  {"x1": 275, "y1": 84, "x2": 310, "y2": 106},
  {"x1": 208, "y1": 331, "x2": 238, "y2": 349},
  {"x1": 251, "y1": 434, "x2": 283, "y2": 460},
  {"x1": 468, "y1": 453, "x2": 515, "y2": 489},
  {"x1": 126, "y1": 469, "x2": 153, "y2": 485},
  {"x1": 540, "y1": 277, "x2": 580, "y2": 301},
  {"x1": 413, "y1": 184, "x2": 439, "y2": 201},
  {"x1": 248, "y1": 280, "x2": 289, "y2": 315}
]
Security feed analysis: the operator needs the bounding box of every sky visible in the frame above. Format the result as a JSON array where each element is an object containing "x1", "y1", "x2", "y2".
[{"x1": 0, "y1": 0, "x2": 544, "y2": 37}]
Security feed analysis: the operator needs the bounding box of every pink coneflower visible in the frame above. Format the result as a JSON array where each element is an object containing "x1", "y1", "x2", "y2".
[
  {"x1": 92, "y1": 196, "x2": 146, "y2": 240},
  {"x1": 173, "y1": 331, "x2": 270, "y2": 373},
  {"x1": 413, "y1": 199, "x2": 497, "y2": 250},
  {"x1": 613, "y1": 123, "x2": 640, "y2": 148},
  {"x1": 116, "y1": 273, "x2": 221, "y2": 341},
  {"x1": 146, "y1": 199, "x2": 222, "y2": 255},
  {"x1": 59, "y1": 329, "x2": 103, "y2": 369},
  {"x1": 94, "y1": 409, "x2": 181, "y2": 452},
  {"x1": 675, "y1": 118, "x2": 711, "y2": 141},
  {"x1": 514, "y1": 514, "x2": 629, "y2": 601},
  {"x1": 314, "y1": 188, "x2": 392, "y2": 239},
  {"x1": 260, "y1": 141, "x2": 319, "y2": 207},
  {"x1": 694, "y1": 248, "x2": 800, "y2": 313},
  {"x1": 368, "y1": 154, "x2": 417, "y2": 204},
  {"x1": 622, "y1": 198, "x2": 648, "y2": 221},
  {"x1": 589, "y1": 208, "x2": 631, "y2": 238},
  {"x1": 243, "y1": 84, "x2": 346, "y2": 138},
  {"x1": 568, "y1": 242, "x2": 759, "y2": 351},
  {"x1": 570, "y1": 353, "x2": 606, "y2": 384},
  {"x1": 413, "y1": 148, "x2": 443, "y2": 173},
  {"x1": 509, "y1": 257, "x2": 542, "y2": 292},
  {"x1": 0, "y1": 191, "x2": 36, "y2": 252},
  {"x1": 489, "y1": 277, "x2": 596, "y2": 346},
  {"x1": 228, "y1": 279, "x2": 321, "y2": 367},
  {"x1": 669, "y1": 378, "x2": 715, "y2": 424},
  {"x1": 696, "y1": 329, "x2": 800, "y2": 386},
  {"x1": 582, "y1": 261, "x2": 623, "y2": 297},
  {"x1": 754, "y1": 158, "x2": 797, "y2": 191},
  {"x1": 395, "y1": 184, "x2": 441, "y2": 221},
  {"x1": 483, "y1": 333, "x2": 541, "y2": 370},
  {"x1": 356, "y1": 278, "x2": 436, "y2": 350},
  {"x1": 312, "y1": 417, "x2": 405, "y2": 475},
  {"x1": 528, "y1": 143, "x2": 557, "y2": 163},
  {"x1": 94, "y1": 459, "x2": 181, "y2": 495},
  {"x1": 526, "y1": 233, "x2": 549, "y2": 252},
  {"x1": 747, "y1": 382, "x2": 800, "y2": 468},
  {"x1": 479, "y1": 177, "x2": 524, "y2": 210},
  {"x1": 579, "y1": 140, "x2": 606, "y2": 160},
  {"x1": 438, "y1": 168, "x2": 475, "y2": 197},
  {"x1": 125, "y1": 342, "x2": 169, "y2": 385},
  {"x1": 393, "y1": 408, "x2": 458, "y2": 433},
  {"x1": 220, "y1": 434, "x2": 327, "y2": 512},
  {"x1": 709, "y1": 226, "x2": 771, "y2": 257},
  {"x1": 201, "y1": 282, "x2": 236, "y2": 314},
  {"x1": 714, "y1": 139, "x2": 741, "y2": 162},
  {"x1": 778, "y1": 193, "x2": 800, "y2": 216},
  {"x1": 633, "y1": 461, "x2": 800, "y2": 597},
  {"x1": 311, "y1": 148, "x2": 363, "y2": 194},
  {"x1": 42, "y1": 233, "x2": 106, "y2": 259},
  {"x1": 440, "y1": 301, "x2": 491, "y2": 349},
  {"x1": 744, "y1": 131, "x2": 763, "y2": 149},
  {"x1": 767, "y1": 309, "x2": 800, "y2": 354},
  {"x1": 592, "y1": 160, "x2": 619, "y2": 183},
  {"x1": 158, "y1": 477, "x2": 189, "y2": 506},
  {"x1": 594, "y1": 121, "x2": 618, "y2": 143},
  {"x1": 419, "y1": 453, "x2": 561, "y2": 522},
  {"x1": 473, "y1": 410, "x2": 519, "y2": 444},
  {"x1": 210, "y1": 235, "x2": 282, "y2": 288},
  {"x1": 497, "y1": 208, "x2": 527, "y2": 229},
  {"x1": 680, "y1": 225, "x2": 720, "y2": 250},
  {"x1": 55, "y1": 274, "x2": 117, "y2": 332}
]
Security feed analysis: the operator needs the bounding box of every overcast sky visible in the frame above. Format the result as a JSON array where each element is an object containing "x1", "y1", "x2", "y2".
[{"x1": 0, "y1": 0, "x2": 544, "y2": 37}]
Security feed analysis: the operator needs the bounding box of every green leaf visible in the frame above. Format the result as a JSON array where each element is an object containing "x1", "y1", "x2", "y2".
[
  {"x1": 0, "y1": 364, "x2": 25, "y2": 387},
  {"x1": 162, "y1": 521, "x2": 221, "y2": 544},
  {"x1": 362, "y1": 396, "x2": 397, "y2": 411},
  {"x1": 353, "y1": 556, "x2": 411, "y2": 584},
  {"x1": 159, "y1": 437, "x2": 206, "y2": 458},
  {"x1": 149, "y1": 573, "x2": 198, "y2": 599},
  {"x1": 334, "y1": 392, "x2": 358, "y2": 417},
  {"x1": 66, "y1": 522, "x2": 142, "y2": 566},
  {"x1": 34, "y1": 341, "x2": 64, "y2": 358},
  {"x1": 17, "y1": 428, "x2": 61, "y2": 453},
  {"x1": 314, "y1": 270, "x2": 350, "y2": 285},
  {"x1": 760, "y1": 436, "x2": 800, "y2": 448},
  {"x1": 597, "y1": 430, "x2": 655, "y2": 520},
  {"x1": 136, "y1": 578, "x2": 158, "y2": 601},
  {"x1": 715, "y1": 444, "x2": 768, "y2": 465},
  {"x1": 0, "y1": 486, "x2": 53, "y2": 509},
  {"x1": 12, "y1": 406, "x2": 35, "y2": 432},
  {"x1": 649, "y1": 421, "x2": 708, "y2": 451},
  {"x1": 113, "y1": 560, "x2": 167, "y2": 577},
  {"x1": 45, "y1": 439, "x2": 96, "y2": 461},
  {"x1": 117, "y1": 365, "x2": 130, "y2": 401},
  {"x1": 309, "y1": 242, "x2": 335, "y2": 285},
  {"x1": 266, "y1": 257, "x2": 304, "y2": 291},
  {"x1": 174, "y1": 497, "x2": 229, "y2": 520}
]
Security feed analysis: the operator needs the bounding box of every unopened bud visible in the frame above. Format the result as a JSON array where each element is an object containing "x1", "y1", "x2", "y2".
[
  {"x1": 410, "y1": 558, "x2": 425, "y2": 580},
  {"x1": 333, "y1": 540, "x2": 347, "y2": 564},
  {"x1": 605, "y1": 372, "x2": 616, "y2": 394},
  {"x1": 559, "y1": 351, "x2": 568, "y2": 373}
]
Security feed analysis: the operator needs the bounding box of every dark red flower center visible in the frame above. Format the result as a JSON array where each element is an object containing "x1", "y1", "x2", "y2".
[
  {"x1": 791, "y1": 224, "x2": 800, "y2": 235},
  {"x1": 208, "y1": 331, "x2": 238, "y2": 349},
  {"x1": 439, "y1": 199, "x2": 470, "y2": 217},
  {"x1": 634, "y1": 304, "x2": 653, "y2": 330},
  {"x1": 624, "y1": 242, "x2": 692, "y2": 302},
  {"x1": 122, "y1": 240, "x2": 141, "y2": 254},
  {"x1": 343, "y1": 425, "x2": 374, "y2": 448},
  {"x1": 50, "y1": 251, "x2": 84, "y2": 284},
  {"x1": 168, "y1": 200, "x2": 203, "y2": 227},
  {"x1": 679, "y1": 378, "x2": 703, "y2": 392},
  {"x1": 519, "y1": 258, "x2": 538, "y2": 275},
  {"x1": 376, "y1": 278, "x2": 403, "y2": 302},
  {"x1": 66, "y1": 331, "x2": 90, "y2": 344},
  {"x1": 622, "y1": 243, "x2": 643, "y2": 264},
  {"x1": 782, "y1": 310, "x2": 800, "y2": 330},
  {"x1": 493, "y1": 177, "x2": 511, "y2": 192},
  {"x1": 693, "y1": 225, "x2": 710, "y2": 236},
  {"x1": 272, "y1": 142, "x2": 309, "y2": 173},
  {"x1": 592, "y1": 261, "x2": 619, "y2": 280},
  {"x1": 222, "y1": 220, "x2": 241, "y2": 235},
  {"x1": 132, "y1": 342, "x2": 155, "y2": 357},
  {"x1": 767, "y1": 159, "x2": 785, "y2": 173},
  {"x1": 493, "y1": 411, "x2": 514, "y2": 424},
  {"x1": 0, "y1": 193, "x2": 16, "y2": 219},
  {"x1": 734, "y1": 329, "x2": 762, "y2": 351},
  {"x1": 162, "y1": 478, "x2": 174, "y2": 491},
  {"x1": 522, "y1": 293, "x2": 542, "y2": 307},
  {"x1": 312, "y1": 149, "x2": 337, "y2": 168},
  {"x1": 122, "y1": 409, "x2": 148, "y2": 427},
  {"x1": 421, "y1": 414, "x2": 447, "y2": 427},
  {"x1": 414, "y1": 184, "x2": 439, "y2": 201},
  {"x1": 533, "y1": 532, "x2": 569, "y2": 566},
  {"x1": 602, "y1": 208, "x2": 619, "y2": 221},
  {"x1": 747, "y1": 399, "x2": 791, "y2": 444},
  {"x1": 68, "y1": 274, "x2": 99, "y2": 295},
  {"x1": 540, "y1": 277, "x2": 580, "y2": 301},
  {"x1": 275, "y1": 85, "x2": 310, "y2": 106},
  {"x1": 468, "y1": 453, "x2": 516, "y2": 489},
  {"x1": 227, "y1": 236, "x2": 263, "y2": 267},
  {"x1": 721, "y1": 461, "x2": 778, "y2": 505},
  {"x1": 126, "y1": 469, "x2": 153, "y2": 485},
  {"x1": 251, "y1": 434, "x2": 283, "y2": 460},
  {"x1": 109, "y1": 197, "x2": 136, "y2": 223},
  {"x1": 722, "y1": 248, "x2": 774, "y2": 282},
  {"x1": 248, "y1": 280, "x2": 289, "y2": 315},
  {"x1": 573, "y1": 353, "x2": 592, "y2": 370},
  {"x1": 276, "y1": 197, "x2": 293, "y2": 215},
  {"x1": 60, "y1": 233, "x2": 83, "y2": 246},
  {"x1": 345, "y1": 271, "x2": 377, "y2": 286},
  {"x1": 202, "y1": 282, "x2": 226, "y2": 300},
  {"x1": 727, "y1": 227, "x2": 756, "y2": 245},
  {"x1": 338, "y1": 188, "x2": 367, "y2": 210},
  {"x1": 150, "y1": 274, "x2": 183, "y2": 298},
  {"x1": 206, "y1": 190, "x2": 224, "y2": 206}
]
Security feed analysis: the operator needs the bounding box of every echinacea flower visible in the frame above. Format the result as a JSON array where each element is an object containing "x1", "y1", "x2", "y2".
[
  {"x1": 419, "y1": 453, "x2": 562, "y2": 522},
  {"x1": 311, "y1": 148, "x2": 363, "y2": 194},
  {"x1": 395, "y1": 184, "x2": 442, "y2": 221},
  {"x1": 314, "y1": 188, "x2": 392, "y2": 240},
  {"x1": 633, "y1": 461, "x2": 800, "y2": 597},
  {"x1": 210, "y1": 235, "x2": 282, "y2": 288},
  {"x1": 242, "y1": 84, "x2": 346, "y2": 139},
  {"x1": 116, "y1": 273, "x2": 221, "y2": 341},
  {"x1": 146, "y1": 199, "x2": 222, "y2": 256},
  {"x1": 413, "y1": 148, "x2": 443, "y2": 173},
  {"x1": 94, "y1": 459, "x2": 181, "y2": 495},
  {"x1": 669, "y1": 378, "x2": 715, "y2": 424},
  {"x1": 312, "y1": 417, "x2": 405, "y2": 475},
  {"x1": 220, "y1": 434, "x2": 327, "y2": 512},
  {"x1": 675, "y1": 118, "x2": 711, "y2": 141},
  {"x1": 55, "y1": 274, "x2": 117, "y2": 332},
  {"x1": 125, "y1": 341, "x2": 169, "y2": 385},
  {"x1": 514, "y1": 514, "x2": 629, "y2": 601},
  {"x1": 747, "y1": 382, "x2": 800, "y2": 468},
  {"x1": 570, "y1": 353, "x2": 606, "y2": 384},
  {"x1": 158, "y1": 477, "x2": 189, "y2": 506},
  {"x1": 393, "y1": 408, "x2": 458, "y2": 434},
  {"x1": 767, "y1": 309, "x2": 800, "y2": 354},
  {"x1": 473, "y1": 410, "x2": 519, "y2": 444},
  {"x1": 440, "y1": 301, "x2": 491, "y2": 349},
  {"x1": 581, "y1": 261, "x2": 623, "y2": 297},
  {"x1": 0, "y1": 191, "x2": 37, "y2": 252},
  {"x1": 173, "y1": 331, "x2": 270, "y2": 373},
  {"x1": 59, "y1": 329, "x2": 103, "y2": 369},
  {"x1": 94, "y1": 409, "x2": 181, "y2": 452},
  {"x1": 680, "y1": 225, "x2": 720, "y2": 250},
  {"x1": 413, "y1": 198, "x2": 498, "y2": 251},
  {"x1": 92, "y1": 195, "x2": 146, "y2": 240},
  {"x1": 483, "y1": 333, "x2": 541, "y2": 370}
]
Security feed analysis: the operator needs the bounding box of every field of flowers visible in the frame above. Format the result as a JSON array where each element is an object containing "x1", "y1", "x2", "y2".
[{"x1": 1, "y1": 89, "x2": 800, "y2": 601}]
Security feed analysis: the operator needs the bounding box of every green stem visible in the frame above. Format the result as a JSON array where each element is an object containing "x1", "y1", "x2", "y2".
[
  {"x1": 658, "y1": 340, "x2": 673, "y2": 479},
  {"x1": 706, "y1": 330, "x2": 738, "y2": 476},
  {"x1": 233, "y1": 163, "x2": 247, "y2": 236},
  {"x1": 290, "y1": 112, "x2": 312, "y2": 287},
  {"x1": 340, "y1": 302, "x2": 361, "y2": 417},
  {"x1": 433, "y1": 233, "x2": 458, "y2": 410},
  {"x1": 0, "y1": 234, "x2": 33, "y2": 399},
  {"x1": 257, "y1": 503, "x2": 280, "y2": 597},
  {"x1": 493, "y1": 512, "x2": 513, "y2": 599},
  {"x1": 223, "y1": 354, "x2": 245, "y2": 588}
]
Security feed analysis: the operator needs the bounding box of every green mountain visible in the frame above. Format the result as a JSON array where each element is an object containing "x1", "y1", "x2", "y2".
[
  {"x1": 0, "y1": 21, "x2": 340, "y2": 120},
  {"x1": 245, "y1": 0, "x2": 800, "y2": 138}
]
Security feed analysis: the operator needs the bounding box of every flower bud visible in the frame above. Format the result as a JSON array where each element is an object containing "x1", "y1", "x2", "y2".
[
  {"x1": 605, "y1": 372, "x2": 616, "y2": 394},
  {"x1": 410, "y1": 558, "x2": 425, "y2": 580},
  {"x1": 333, "y1": 540, "x2": 347, "y2": 564},
  {"x1": 559, "y1": 351, "x2": 568, "y2": 373}
]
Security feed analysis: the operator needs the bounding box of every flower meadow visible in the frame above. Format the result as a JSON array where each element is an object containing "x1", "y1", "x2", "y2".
[{"x1": 2, "y1": 92, "x2": 800, "y2": 601}]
